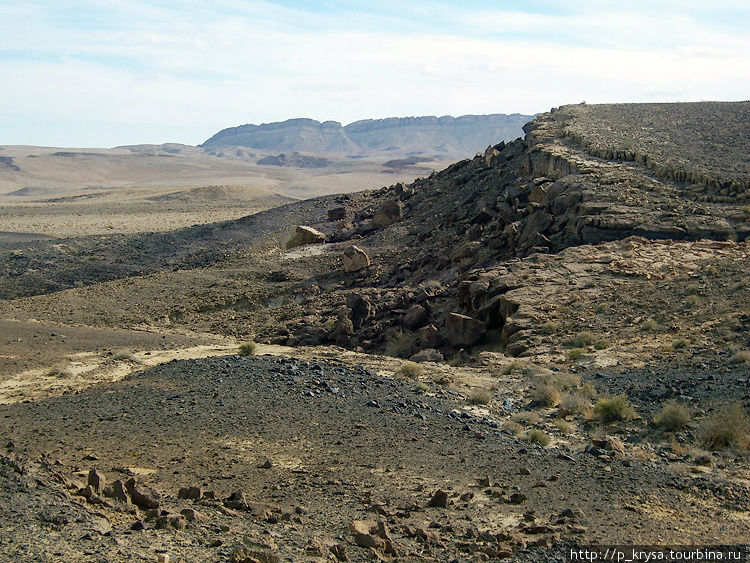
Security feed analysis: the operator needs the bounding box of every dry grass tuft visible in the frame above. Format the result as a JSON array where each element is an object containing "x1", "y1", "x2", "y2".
[
  {"x1": 654, "y1": 401, "x2": 692, "y2": 431},
  {"x1": 397, "y1": 361, "x2": 423, "y2": 378},
  {"x1": 558, "y1": 391, "x2": 593, "y2": 418},
  {"x1": 385, "y1": 330, "x2": 416, "y2": 358},
  {"x1": 700, "y1": 402, "x2": 750, "y2": 450},
  {"x1": 730, "y1": 350, "x2": 750, "y2": 364},
  {"x1": 524, "y1": 429, "x2": 550, "y2": 446},
  {"x1": 468, "y1": 389, "x2": 492, "y2": 406},
  {"x1": 532, "y1": 383, "x2": 562, "y2": 407},
  {"x1": 572, "y1": 331, "x2": 596, "y2": 347},
  {"x1": 567, "y1": 348, "x2": 586, "y2": 361}
]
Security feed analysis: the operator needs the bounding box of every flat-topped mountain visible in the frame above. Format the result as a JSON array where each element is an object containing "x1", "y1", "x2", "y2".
[{"x1": 201, "y1": 113, "x2": 534, "y2": 159}]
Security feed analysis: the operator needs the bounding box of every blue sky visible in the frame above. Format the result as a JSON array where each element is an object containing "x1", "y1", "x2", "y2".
[{"x1": 1, "y1": 0, "x2": 748, "y2": 147}]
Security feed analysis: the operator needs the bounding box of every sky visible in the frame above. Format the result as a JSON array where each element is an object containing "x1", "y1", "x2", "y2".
[{"x1": 1, "y1": 0, "x2": 749, "y2": 147}]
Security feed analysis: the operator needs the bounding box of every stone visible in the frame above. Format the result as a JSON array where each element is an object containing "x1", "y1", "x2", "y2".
[
  {"x1": 342, "y1": 245, "x2": 371, "y2": 272},
  {"x1": 372, "y1": 199, "x2": 402, "y2": 228},
  {"x1": 426, "y1": 489, "x2": 449, "y2": 508},
  {"x1": 328, "y1": 207, "x2": 346, "y2": 221},
  {"x1": 349, "y1": 520, "x2": 396, "y2": 555},
  {"x1": 418, "y1": 324, "x2": 443, "y2": 348},
  {"x1": 124, "y1": 478, "x2": 160, "y2": 510},
  {"x1": 177, "y1": 486, "x2": 202, "y2": 501},
  {"x1": 87, "y1": 469, "x2": 104, "y2": 492},
  {"x1": 285, "y1": 226, "x2": 326, "y2": 249},
  {"x1": 180, "y1": 508, "x2": 203, "y2": 522},
  {"x1": 402, "y1": 304, "x2": 428, "y2": 329},
  {"x1": 409, "y1": 348, "x2": 443, "y2": 363},
  {"x1": 443, "y1": 313, "x2": 487, "y2": 347},
  {"x1": 346, "y1": 294, "x2": 372, "y2": 329},
  {"x1": 103, "y1": 479, "x2": 130, "y2": 504},
  {"x1": 509, "y1": 492, "x2": 527, "y2": 504}
]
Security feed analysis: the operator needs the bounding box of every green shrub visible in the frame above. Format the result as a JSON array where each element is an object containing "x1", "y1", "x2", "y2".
[
  {"x1": 397, "y1": 361, "x2": 423, "y2": 378},
  {"x1": 654, "y1": 401, "x2": 692, "y2": 431},
  {"x1": 385, "y1": 330, "x2": 416, "y2": 358},
  {"x1": 671, "y1": 338, "x2": 689, "y2": 350},
  {"x1": 567, "y1": 348, "x2": 586, "y2": 361},
  {"x1": 524, "y1": 429, "x2": 550, "y2": 446},
  {"x1": 532, "y1": 383, "x2": 561, "y2": 407},
  {"x1": 573, "y1": 331, "x2": 596, "y2": 347},
  {"x1": 238, "y1": 341, "x2": 257, "y2": 356},
  {"x1": 700, "y1": 402, "x2": 750, "y2": 450},
  {"x1": 594, "y1": 339, "x2": 611, "y2": 350},
  {"x1": 594, "y1": 395, "x2": 636, "y2": 423}
]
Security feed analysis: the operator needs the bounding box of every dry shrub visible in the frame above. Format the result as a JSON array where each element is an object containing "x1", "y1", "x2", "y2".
[
  {"x1": 511, "y1": 411, "x2": 540, "y2": 426},
  {"x1": 385, "y1": 330, "x2": 416, "y2": 358},
  {"x1": 573, "y1": 331, "x2": 596, "y2": 347},
  {"x1": 579, "y1": 382, "x2": 598, "y2": 399},
  {"x1": 468, "y1": 389, "x2": 492, "y2": 406},
  {"x1": 547, "y1": 373, "x2": 580, "y2": 390},
  {"x1": 671, "y1": 338, "x2": 689, "y2": 350},
  {"x1": 238, "y1": 341, "x2": 257, "y2": 356},
  {"x1": 558, "y1": 391, "x2": 592, "y2": 418},
  {"x1": 594, "y1": 395, "x2": 636, "y2": 423},
  {"x1": 700, "y1": 402, "x2": 750, "y2": 450},
  {"x1": 555, "y1": 419, "x2": 572, "y2": 434},
  {"x1": 502, "y1": 421, "x2": 524, "y2": 436},
  {"x1": 524, "y1": 429, "x2": 550, "y2": 446},
  {"x1": 567, "y1": 348, "x2": 586, "y2": 361},
  {"x1": 594, "y1": 339, "x2": 611, "y2": 350},
  {"x1": 500, "y1": 361, "x2": 523, "y2": 376},
  {"x1": 532, "y1": 383, "x2": 561, "y2": 407},
  {"x1": 654, "y1": 401, "x2": 692, "y2": 431},
  {"x1": 397, "y1": 361, "x2": 423, "y2": 378},
  {"x1": 541, "y1": 321, "x2": 560, "y2": 334}
]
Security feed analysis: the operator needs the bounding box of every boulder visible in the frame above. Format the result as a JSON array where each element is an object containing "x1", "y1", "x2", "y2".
[
  {"x1": 346, "y1": 294, "x2": 372, "y2": 329},
  {"x1": 402, "y1": 304, "x2": 428, "y2": 329},
  {"x1": 409, "y1": 349, "x2": 443, "y2": 363},
  {"x1": 443, "y1": 313, "x2": 487, "y2": 347},
  {"x1": 342, "y1": 245, "x2": 371, "y2": 272},
  {"x1": 426, "y1": 489, "x2": 449, "y2": 508},
  {"x1": 87, "y1": 469, "x2": 104, "y2": 492},
  {"x1": 372, "y1": 199, "x2": 402, "y2": 228},
  {"x1": 125, "y1": 478, "x2": 160, "y2": 510},
  {"x1": 327, "y1": 207, "x2": 346, "y2": 221},
  {"x1": 286, "y1": 226, "x2": 326, "y2": 249},
  {"x1": 103, "y1": 479, "x2": 130, "y2": 504},
  {"x1": 418, "y1": 324, "x2": 443, "y2": 348}
]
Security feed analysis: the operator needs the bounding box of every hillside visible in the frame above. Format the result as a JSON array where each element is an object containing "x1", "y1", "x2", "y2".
[
  {"x1": 201, "y1": 113, "x2": 534, "y2": 159},
  {"x1": 0, "y1": 102, "x2": 749, "y2": 562}
]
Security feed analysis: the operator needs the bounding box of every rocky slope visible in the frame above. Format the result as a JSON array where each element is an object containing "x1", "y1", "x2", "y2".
[
  {"x1": 201, "y1": 114, "x2": 534, "y2": 159},
  {"x1": 1, "y1": 102, "x2": 749, "y2": 561}
]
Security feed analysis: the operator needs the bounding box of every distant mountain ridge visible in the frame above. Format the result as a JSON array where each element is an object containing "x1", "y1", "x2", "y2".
[{"x1": 201, "y1": 113, "x2": 534, "y2": 159}]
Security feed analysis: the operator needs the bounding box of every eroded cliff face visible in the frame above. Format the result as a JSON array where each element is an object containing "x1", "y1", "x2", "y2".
[{"x1": 201, "y1": 113, "x2": 534, "y2": 159}]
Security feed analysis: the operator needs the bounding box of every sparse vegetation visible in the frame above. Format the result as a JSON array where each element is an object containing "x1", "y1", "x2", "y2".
[
  {"x1": 700, "y1": 402, "x2": 750, "y2": 450},
  {"x1": 385, "y1": 330, "x2": 416, "y2": 359},
  {"x1": 594, "y1": 338, "x2": 610, "y2": 350},
  {"x1": 671, "y1": 338, "x2": 689, "y2": 350},
  {"x1": 524, "y1": 429, "x2": 550, "y2": 446},
  {"x1": 594, "y1": 394, "x2": 636, "y2": 423},
  {"x1": 501, "y1": 421, "x2": 524, "y2": 436},
  {"x1": 654, "y1": 401, "x2": 692, "y2": 431},
  {"x1": 567, "y1": 348, "x2": 586, "y2": 361},
  {"x1": 558, "y1": 391, "x2": 593, "y2": 418},
  {"x1": 415, "y1": 381, "x2": 429, "y2": 392},
  {"x1": 500, "y1": 361, "x2": 522, "y2": 375},
  {"x1": 572, "y1": 331, "x2": 595, "y2": 347},
  {"x1": 238, "y1": 341, "x2": 257, "y2": 356},
  {"x1": 541, "y1": 321, "x2": 560, "y2": 334},
  {"x1": 511, "y1": 411, "x2": 540, "y2": 426},
  {"x1": 555, "y1": 419, "x2": 572, "y2": 434},
  {"x1": 579, "y1": 382, "x2": 598, "y2": 399},
  {"x1": 547, "y1": 373, "x2": 580, "y2": 390},
  {"x1": 468, "y1": 389, "x2": 492, "y2": 405},
  {"x1": 397, "y1": 361, "x2": 423, "y2": 378},
  {"x1": 532, "y1": 383, "x2": 562, "y2": 407},
  {"x1": 640, "y1": 320, "x2": 658, "y2": 332}
]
